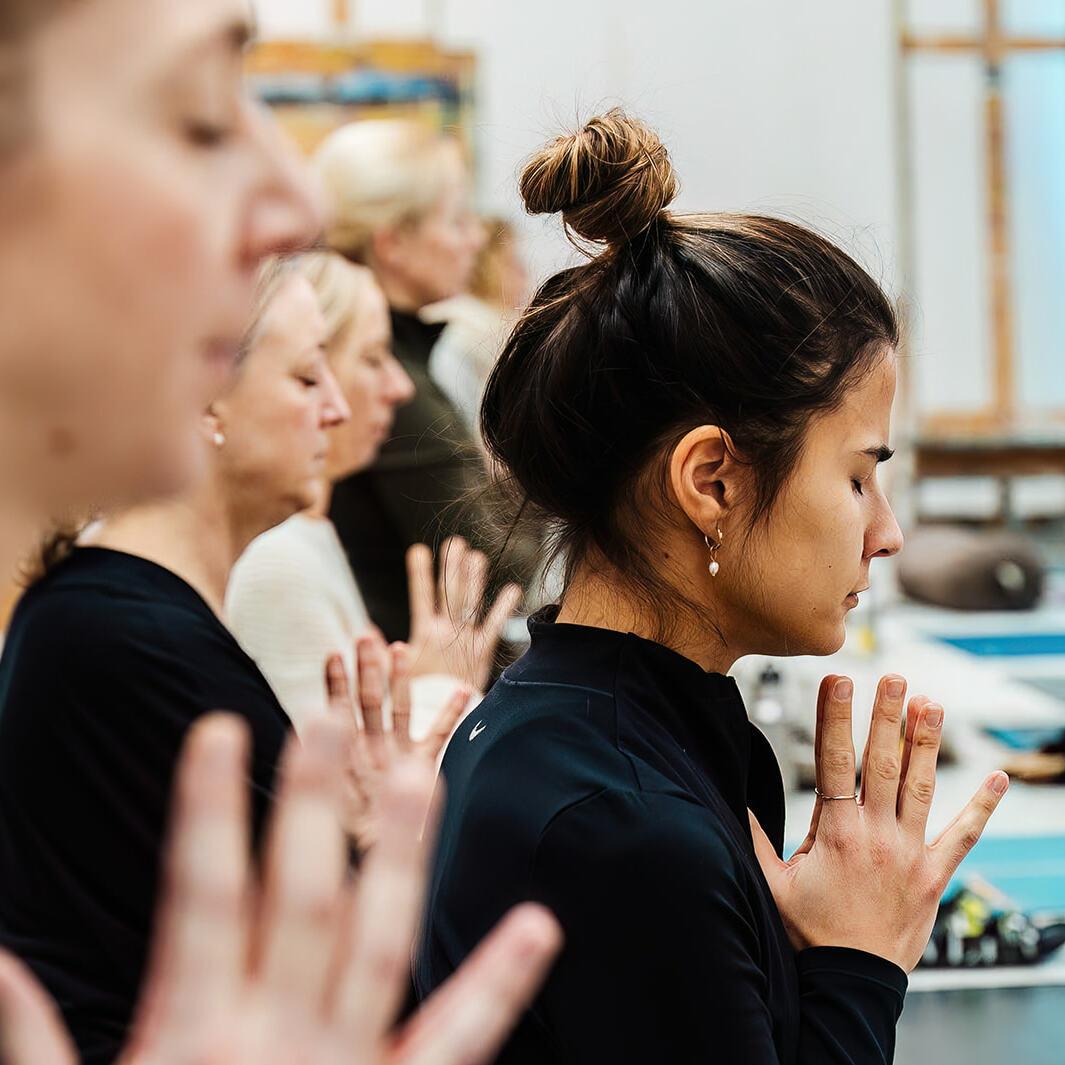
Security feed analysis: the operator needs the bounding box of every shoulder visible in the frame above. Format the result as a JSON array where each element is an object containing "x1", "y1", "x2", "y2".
[
  {"x1": 537, "y1": 787, "x2": 744, "y2": 886},
  {"x1": 8, "y1": 564, "x2": 203, "y2": 662},
  {"x1": 230, "y1": 518, "x2": 333, "y2": 592},
  {"x1": 228, "y1": 519, "x2": 344, "y2": 617}
]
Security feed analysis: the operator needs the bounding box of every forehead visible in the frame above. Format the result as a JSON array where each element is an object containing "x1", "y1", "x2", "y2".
[
  {"x1": 39, "y1": 0, "x2": 252, "y2": 84},
  {"x1": 808, "y1": 348, "x2": 897, "y2": 452},
  {"x1": 260, "y1": 275, "x2": 325, "y2": 349}
]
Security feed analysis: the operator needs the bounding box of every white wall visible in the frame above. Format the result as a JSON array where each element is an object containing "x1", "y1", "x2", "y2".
[{"x1": 254, "y1": 0, "x2": 902, "y2": 288}]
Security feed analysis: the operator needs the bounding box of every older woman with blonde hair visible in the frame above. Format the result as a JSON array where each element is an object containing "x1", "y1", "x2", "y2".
[
  {"x1": 313, "y1": 122, "x2": 535, "y2": 643},
  {"x1": 227, "y1": 252, "x2": 521, "y2": 764}
]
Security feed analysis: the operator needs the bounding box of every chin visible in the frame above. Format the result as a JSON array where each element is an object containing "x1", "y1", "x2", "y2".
[{"x1": 762, "y1": 621, "x2": 847, "y2": 659}]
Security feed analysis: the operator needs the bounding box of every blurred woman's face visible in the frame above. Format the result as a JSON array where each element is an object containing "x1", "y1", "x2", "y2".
[
  {"x1": 382, "y1": 145, "x2": 486, "y2": 309},
  {"x1": 0, "y1": 0, "x2": 322, "y2": 524},
  {"x1": 211, "y1": 275, "x2": 349, "y2": 530},
  {"x1": 325, "y1": 273, "x2": 415, "y2": 480}
]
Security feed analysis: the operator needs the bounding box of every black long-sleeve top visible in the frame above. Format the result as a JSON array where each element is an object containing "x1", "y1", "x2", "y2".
[
  {"x1": 0, "y1": 547, "x2": 290, "y2": 1065},
  {"x1": 328, "y1": 310, "x2": 488, "y2": 642},
  {"x1": 415, "y1": 607, "x2": 907, "y2": 1063}
]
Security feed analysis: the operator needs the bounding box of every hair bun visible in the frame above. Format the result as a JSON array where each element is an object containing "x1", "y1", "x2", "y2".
[{"x1": 519, "y1": 109, "x2": 678, "y2": 248}]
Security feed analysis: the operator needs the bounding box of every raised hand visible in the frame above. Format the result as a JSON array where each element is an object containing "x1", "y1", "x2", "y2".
[
  {"x1": 750, "y1": 673, "x2": 1008, "y2": 972},
  {"x1": 406, "y1": 538, "x2": 522, "y2": 691},
  {"x1": 326, "y1": 634, "x2": 470, "y2": 851},
  {"x1": 0, "y1": 715, "x2": 561, "y2": 1065}
]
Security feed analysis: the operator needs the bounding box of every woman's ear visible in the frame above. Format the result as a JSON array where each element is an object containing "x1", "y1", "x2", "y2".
[{"x1": 669, "y1": 425, "x2": 739, "y2": 536}]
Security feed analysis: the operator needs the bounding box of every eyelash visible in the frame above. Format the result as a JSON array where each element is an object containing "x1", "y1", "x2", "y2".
[
  {"x1": 852, "y1": 478, "x2": 865, "y2": 497},
  {"x1": 298, "y1": 376, "x2": 320, "y2": 388}
]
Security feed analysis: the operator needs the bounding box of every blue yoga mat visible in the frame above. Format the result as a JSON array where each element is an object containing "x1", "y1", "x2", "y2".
[
  {"x1": 944, "y1": 834, "x2": 1065, "y2": 915},
  {"x1": 938, "y1": 633, "x2": 1065, "y2": 657}
]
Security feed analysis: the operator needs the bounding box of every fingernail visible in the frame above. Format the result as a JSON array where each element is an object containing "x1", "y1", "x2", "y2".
[
  {"x1": 886, "y1": 677, "x2": 905, "y2": 698},
  {"x1": 834, "y1": 678, "x2": 853, "y2": 700},
  {"x1": 989, "y1": 772, "x2": 1009, "y2": 795},
  {"x1": 924, "y1": 704, "x2": 943, "y2": 728}
]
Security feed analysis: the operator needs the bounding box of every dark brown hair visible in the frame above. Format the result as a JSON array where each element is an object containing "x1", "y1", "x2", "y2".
[{"x1": 481, "y1": 109, "x2": 899, "y2": 631}]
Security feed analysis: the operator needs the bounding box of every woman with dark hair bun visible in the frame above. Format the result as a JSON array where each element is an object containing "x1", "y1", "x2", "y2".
[{"x1": 415, "y1": 110, "x2": 1009, "y2": 1063}]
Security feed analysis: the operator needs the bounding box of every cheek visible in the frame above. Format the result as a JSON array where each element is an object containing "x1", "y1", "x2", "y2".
[{"x1": 340, "y1": 370, "x2": 376, "y2": 423}]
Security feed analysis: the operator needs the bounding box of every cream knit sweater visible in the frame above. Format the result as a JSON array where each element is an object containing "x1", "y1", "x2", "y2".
[{"x1": 226, "y1": 514, "x2": 469, "y2": 740}]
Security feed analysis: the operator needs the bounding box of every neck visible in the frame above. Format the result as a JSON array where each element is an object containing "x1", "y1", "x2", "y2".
[
  {"x1": 306, "y1": 475, "x2": 333, "y2": 519},
  {"x1": 90, "y1": 471, "x2": 263, "y2": 618},
  {"x1": 556, "y1": 563, "x2": 739, "y2": 676},
  {"x1": 371, "y1": 264, "x2": 426, "y2": 316},
  {"x1": 0, "y1": 508, "x2": 42, "y2": 586}
]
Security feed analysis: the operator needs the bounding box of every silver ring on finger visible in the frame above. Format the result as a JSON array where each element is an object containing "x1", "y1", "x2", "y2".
[{"x1": 815, "y1": 787, "x2": 860, "y2": 801}]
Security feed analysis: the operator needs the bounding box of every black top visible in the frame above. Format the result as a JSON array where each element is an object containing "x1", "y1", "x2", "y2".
[
  {"x1": 0, "y1": 547, "x2": 290, "y2": 1065},
  {"x1": 329, "y1": 309, "x2": 487, "y2": 641},
  {"x1": 415, "y1": 608, "x2": 907, "y2": 1064}
]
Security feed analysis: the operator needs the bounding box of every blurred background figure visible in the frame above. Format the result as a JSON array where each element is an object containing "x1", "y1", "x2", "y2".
[
  {"x1": 422, "y1": 217, "x2": 531, "y2": 434},
  {"x1": 0, "y1": 263, "x2": 348, "y2": 1064},
  {"x1": 313, "y1": 121, "x2": 536, "y2": 643},
  {"x1": 227, "y1": 252, "x2": 520, "y2": 734}
]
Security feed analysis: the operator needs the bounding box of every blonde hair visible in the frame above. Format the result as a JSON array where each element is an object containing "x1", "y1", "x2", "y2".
[
  {"x1": 237, "y1": 255, "x2": 302, "y2": 362},
  {"x1": 290, "y1": 251, "x2": 378, "y2": 350},
  {"x1": 313, "y1": 120, "x2": 461, "y2": 264},
  {"x1": 469, "y1": 216, "x2": 517, "y2": 305}
]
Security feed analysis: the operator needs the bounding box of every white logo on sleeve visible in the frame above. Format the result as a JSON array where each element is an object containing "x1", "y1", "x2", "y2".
[{"x1": 469, "y1": 720, "x2": 487, "y2": 741}]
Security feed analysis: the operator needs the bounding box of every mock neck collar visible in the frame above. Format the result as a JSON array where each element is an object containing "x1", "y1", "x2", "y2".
[
  {"x1": 510, "y1": 606, "x2": 784, "y2": 849},
  {"x1": 389, "y1": 308, "x2": 447, "y2": 366}
]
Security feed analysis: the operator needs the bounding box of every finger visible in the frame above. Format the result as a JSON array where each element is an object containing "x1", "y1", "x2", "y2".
[
  {"x1": 407, "y1": 544, "x2": 437, "y2": 631},
  {"x1": 325, "y1": 653, "x2": 353, "y2": 720},
  {"x1": 390, "y1": 642, "x2": 414, "y2": 751},
  {"x1": 0, "y1": 952, "x2": 76, "y2": 1065},
  {"x1": 812, "y1": 675, "x2": 837, "y2": 794},
  {"x1": 896, "y1": 695, "x2": 931, "y2": 816},
  {"x1": 462, "y1": 549, "x2": 488, "y2": 622},
  {"x1": 930, "y1": 771, "x2": 1009, "y2": 884},
  {"x1": 482, "y1": 583, "x2": 521, "y2": 644},
  {"x1": 335, "y1": 759, "x2": 439, "y2": 1044},
  {"x1": 471, "y1": 583, "x2": 522, "y2": 689},
  {"x1": 356, "y1": 635, "x2": 387, "y2": 738},
  {"x1": 747, "y1": 810, "x2": 787, "y2": 886},
  {"x1": 390, "y1": 904, "x2": 562, "y2": 1065},
  {"x1": 257, "y1": 717, "x2": 349, "y2": 1016},
  {"x1": 861, "y1": 675, "x2": 908, "y2": 820},
  {"x1": 440, "y1": 537, "x2": 468, "y2": 623},
  {"x1": 816, "y1": 676, "x2": 857, "y2": 815},
  {"x1": 897, "y1": 703, "x2": 944, "y2": 838},
  {"x1": 130, "y1": 715, "x2": 250, "y2": 1053},
  {"x1": 421, "y1": 686, "x2": 472, "y2": 761}
]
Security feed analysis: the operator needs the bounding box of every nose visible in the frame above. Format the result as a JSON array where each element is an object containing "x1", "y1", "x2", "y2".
[
  {"x1": 319, "y1": 364, "x2": 350, "y2": 429},
  {"x1": 867, "y1": 499, "x2": 904, "y2": 561},
  {"x1": 242, "y1": 102, "x2": 325, "y2": 265}
]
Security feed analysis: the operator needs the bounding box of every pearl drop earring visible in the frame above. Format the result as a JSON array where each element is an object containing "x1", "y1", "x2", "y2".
[
  {"x1": 704, "y1": 525, "x2": 723, "y2": 577},
  {"x1": 212, "y1": 430, "x2": 226, "y2": 448}
]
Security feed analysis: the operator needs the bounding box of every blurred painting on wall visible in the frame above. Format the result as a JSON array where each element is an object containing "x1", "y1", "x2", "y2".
[{"x1": 245, "y1": 38, "x2": 477, "y2": 158}]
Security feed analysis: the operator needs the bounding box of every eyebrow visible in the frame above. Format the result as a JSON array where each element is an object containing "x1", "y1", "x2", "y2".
[{"x1": 860, "y1": 445, "x2": 895, "y2": 463}]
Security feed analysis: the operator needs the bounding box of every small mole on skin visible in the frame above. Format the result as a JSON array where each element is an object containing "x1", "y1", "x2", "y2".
[{"x1": 47, "y1": 427, "x2": 76, "y2": 457}]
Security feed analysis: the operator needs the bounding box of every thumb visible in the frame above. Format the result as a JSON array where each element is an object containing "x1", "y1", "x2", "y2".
[{"x1": 748, "y1": 810, "x2": 787, "y2": 887}]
